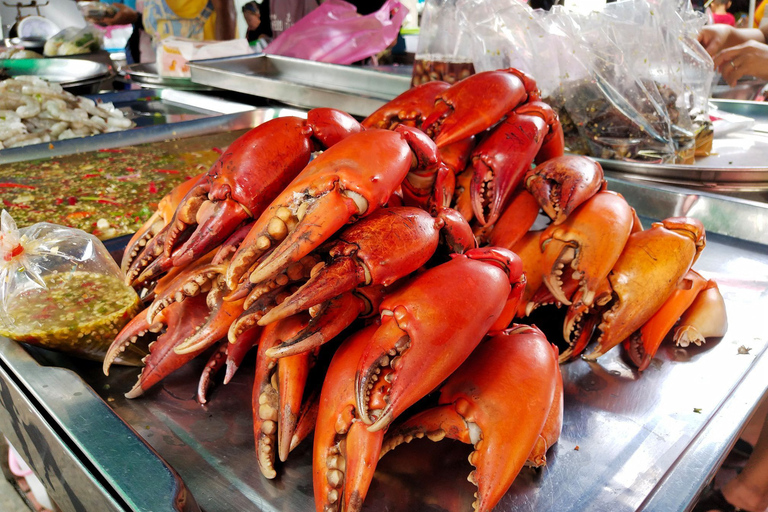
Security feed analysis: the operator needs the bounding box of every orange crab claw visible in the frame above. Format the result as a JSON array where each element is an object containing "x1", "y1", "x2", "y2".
[
  {"x1": 560, "y1": 281, "x2": 612, "y2": 362},
  {"x1": 253, "y1": 314, "x2": 318, "y2": 478},
  {"x1": 226, "y1": 126, "x2": 441, "y2": 291},
  {"x1": 224, "y1": 325, "x2": 262, "y2": 385},
  {"x1": 674, "y1": 280, "x2": 728, "y2": 347},
  {"x1": 524, "y1": 155, "x2": 606, "y2": 225},
  {"x1": 583, "y1": 217, "x2": 706, "y2": 361},
  {"x1": 160, "y1": 110, "x2": 361, "y2": 276},
  {"x1": 313, "y1": 322, "x2": 386, "y2": 512},
  {"x1": 362, "y1": 80, "x2": 450, "y2": 130},
  {"x1": 122, "y1": 173, "x2": 204, "y2": 283},
  {"x1": 197, "y1": 340, "x2": 228, "y2": 404},
  {"x1": 380, "y1": 324, "x2": 559, "y2": 512},
  {"x1": 528, "y1": 346, "x2": 563, "y2": 467},
  {"x1": 259, "y1": 207, "x2": 474, "y2": 326},
  {"x1": 539, "y1": 191, "x2": 634, "y2": 307},
  {"x1": 625, "y1": 270, "x2": 709, "y2": 371},
  {"x1": 487, "y1": 188, "x2": 541, "y2": 250},
  {"x1": 354, "y1": 247, "x2": 523, "y2": 432},
  {"x1": 422, "y1": 68, "x2": 537, "y2": 148}
]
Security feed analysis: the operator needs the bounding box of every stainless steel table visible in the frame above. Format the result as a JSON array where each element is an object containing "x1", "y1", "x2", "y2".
[{"x1": 0, "y1": 174, "x2": 766, "y2": 512}]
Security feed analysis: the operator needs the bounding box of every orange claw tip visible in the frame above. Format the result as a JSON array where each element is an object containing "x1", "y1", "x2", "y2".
[{"x1": 674, "y1": 280, "x2": 728, "y2": 347}]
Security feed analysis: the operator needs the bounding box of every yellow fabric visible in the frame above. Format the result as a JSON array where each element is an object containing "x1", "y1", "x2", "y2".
[
  {"x1": 204, "y1": 11, "x2": 216, "y2": 40},
  {"x1": 165, "y1": 0, "x2": 208, "y2": 18},
  {"x1": 755, "y1": 0, "x2": 766, "y2": 28}
]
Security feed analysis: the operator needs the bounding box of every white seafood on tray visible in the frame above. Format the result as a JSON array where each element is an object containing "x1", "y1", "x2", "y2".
[{"x1": 0, "y1": 76, "x2": 134, "y2": 149}]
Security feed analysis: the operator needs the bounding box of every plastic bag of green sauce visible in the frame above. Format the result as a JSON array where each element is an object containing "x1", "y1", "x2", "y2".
[{"x1": 0, "y1": 210, "x2": 143, "y2": 364}]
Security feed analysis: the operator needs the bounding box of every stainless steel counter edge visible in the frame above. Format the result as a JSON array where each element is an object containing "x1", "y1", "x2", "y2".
[
  {"x1": 641, "y1": 347, "x2": 768, "y2": 512},
  {"x1": 0, "y1": 338, "x2": 200, "y2": 512},
  {"x1": 607, "y1": 175, "x2": 768, "y2": 245}
]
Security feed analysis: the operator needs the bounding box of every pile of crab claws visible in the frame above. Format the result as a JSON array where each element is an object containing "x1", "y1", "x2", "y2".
[
  {"x1": 362, "y1": 80, "x2": 450, "y2": 130},
  {"x1": 378, "y1": 324, "x2": 560, "y2": 512},
  {"x1": 226, "y1": 128, "x2": 434, "y2": 292},
  {"x1": 228, "y1": 287, "x2": 286, "y2": 344},
  {"x1": 524, "y1": 155, "x2": 606, "y2": 225},
  {"x1": 353, "y1": 247, "x2": 521, "y2": 433}
]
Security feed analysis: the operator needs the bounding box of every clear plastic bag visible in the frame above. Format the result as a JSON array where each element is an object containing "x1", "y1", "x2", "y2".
[
  {"x1": 263, "y1": 0, "x2": 407, "y2": 65},
  {"x1": 459, "y1": 0, "x2": 714, "y2": 164},
  {"x1": 0, "y1": 211, "x2": 142, "y2": 364},
  {"x1": 43, "y1": 25, "x2": 103, "y2": 57},
  {"x1": 411, "y1": 0, "x2": 477, "y2": 86}
]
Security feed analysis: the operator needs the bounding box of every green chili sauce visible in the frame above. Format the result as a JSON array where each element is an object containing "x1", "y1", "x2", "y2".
[{"x1": 0, "y1": 271, "x2": 140, "y2": 361}]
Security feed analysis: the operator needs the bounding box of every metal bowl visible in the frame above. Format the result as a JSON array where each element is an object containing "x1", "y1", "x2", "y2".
[{"x1": 0, "y1": 57, "x2": 112, "y2": 85}]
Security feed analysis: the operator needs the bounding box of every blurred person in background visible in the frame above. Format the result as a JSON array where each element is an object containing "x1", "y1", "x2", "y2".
[
  {"x1": 243, "y1": 0, "x2": 271, "y2": 44},
  {"x1": 710, "y1": 0, "x2": 736, "y2": 26},
  {"x1": 269, "y1": 0, "x2": 318, "y2": 38},
  {"x1": 698, "y1": 22, "x2": 768, "y2": 86}
]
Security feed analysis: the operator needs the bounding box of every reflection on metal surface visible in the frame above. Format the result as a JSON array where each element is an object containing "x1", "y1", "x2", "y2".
[
  {"x1": 120, "y1": 62, "x2": 214, "y2": 91},
  {"x1": 0, "y1": 57, "x2": 111, "y2": 84},
  {"x1": 188, "y1": 54, "x2": 411, "y2": 117}
]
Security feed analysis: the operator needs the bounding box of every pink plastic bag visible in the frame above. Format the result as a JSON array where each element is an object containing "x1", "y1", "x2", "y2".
[{"x1": 264, "y1": 0, "x2": 407, "y2": 65}]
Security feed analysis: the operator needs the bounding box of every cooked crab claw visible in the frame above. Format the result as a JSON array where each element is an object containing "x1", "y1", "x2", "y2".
[
  {"x1": 313, "y1": 322, "x2": 386, "y2": 512},
  {"x1": 226, "y1": 126, "x2": 441, "y2": 291},
  {"x1": 253, "y1": 314, "x2": 318, "y2": 478},
  {"x1": 354, "y1": 246, "x2": 523, "y2": 433},
  {"x1": 362, "y1": 80, "x2": 450, "y2": 130},
  {"x1": 197, "y1": 340, "x2": 228, "y2": 404},
  {"x1": 122, "y1": 173, "x2": 204, "y2": 284},
  {"x1": 162, "y1": 110, "x2": 362, "y2": 274},
  {"x1": 422, "y1": 68, "x2": 538, "y2": 148},
  {"x1": 625, "y1": 269, "x2": 709, "y2": 371},
  {"x1": 583, "y1": 217, "x2": 706, "y2": 361},
  {"x1": 674, "y1": 279, "x2": 728, "y2": 347},
  {"x1": 525, "y1": 155, "x2": 606, "y2": 225},
  {"x1": 379, "y1": 324, "x2": 560, "y2": 512},
  {"x1": 258, "y1": 206, "x2": 475, "y2": 326},
  {"x1": 265, "y1": 285, "x2": 387, "y2": 359},
  {"x1": 539, "y1": 191, "x2": 634, "y2": 307}
]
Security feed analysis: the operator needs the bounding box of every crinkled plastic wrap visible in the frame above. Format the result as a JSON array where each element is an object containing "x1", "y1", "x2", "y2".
[
  {"x1": 459, "y1": 0, "x2": 714, "y2": 164},
  {"x1": 43, "y1": 25, "x2": 103, "y2": 57},
  {"x1": 0, "y1": 211, "x2": 142, "y2": 364}
]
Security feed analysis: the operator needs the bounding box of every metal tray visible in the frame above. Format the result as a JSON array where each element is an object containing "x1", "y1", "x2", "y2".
[
  {"x1": 188, "y1": 54, "x2": 412, "y2": 117},
  {"x1": 0, "y1": 57, "x2": 111, "y2": 85},
  {"x1": 120, "y1": 62, "x2": 214, "y2": 92},
  {"x1": 0, "y1": 88, "x2": 260, "y2": 164},
  {"x1": 596, "y1": 99, "x2": 768, "y2": 184},
  {"x1": 1, "y1": 177, "x2": 768, "y2": 512}
]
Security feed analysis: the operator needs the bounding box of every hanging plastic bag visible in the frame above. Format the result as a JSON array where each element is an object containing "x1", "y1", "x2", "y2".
[
  {"x1": 459, "y1": 0, "x2": 714, "y2": 164},
  {"x1": 411, "y1": 0, "x2": 477, "y2": 86},
  {"x1": 263, "y1": 0, "x2": 407, "y2": 65},
  {"x1": 0, "y1": 211, "x2": 142, "y2": 364},
  {"x1": 43, "y1": 25, "x2": 104, "y2": 57}
]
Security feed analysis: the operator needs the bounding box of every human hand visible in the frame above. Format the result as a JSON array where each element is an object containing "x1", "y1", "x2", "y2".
[
  {"x1": 698, "y1": 24, "x2": 734, "y2": 56},
  {"x1": 714, "y1": 40, "x2": 768, "y2": 86},
  {"x1": 97, "y1": 3, "x2": 139, "y2": 26}
]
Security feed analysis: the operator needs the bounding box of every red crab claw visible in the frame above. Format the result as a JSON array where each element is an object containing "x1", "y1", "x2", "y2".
[
  {"x1": 354, "y1": 246, "x2": 523, "y2": 432},
  {"x1": 525, "y1": 155, "x2": 606, "y2": 225},
  {"x1": 561, "y1": 280, "x2": 612, "y2": 362},
  {"x1": 528, "y1": 348, "x2": 563, "y2": 467},
  {"x1": 162, "y1": 109, "x2": 362, "y2": 272},
  {"x1": 228, "y1": 286, "x2": 289, "y2": 344},
  {"x1": 539, "y1": 191, "x2": 634, "y2": 307},
  {"x1": 224, "y1": 325, "x2": 262, "y2": 385},
  {"x1": 379, "y1": 324, "x2": 559, "y2": 512},
  {"x1": 104, "y1": 293, "x2": 212, "y2": 398},
  {"x1": 122, "y1": 173, "x2": 204, "y2": 283},
  {"x1": 487, "y1": 188, "x2": 541, "y2": 250},
  {"x1": 583, "y1": 217, "x2": 706, "y2": 361},
  {"x1": 362, "y1": 80, "x2": 450, "y2": 129},
  {"x1": 253, "y1": 314, "x2": 318, "y2": 478},
  {"x1": 266, "y1": 285, "x2": 387, "y2": 359},
  {"x1": 226, "y1": 126, "x2": 440, "y2": 291},
  {"x1": 313, "y1": 322, "x2": 386, "y2": 512},
  {"x1": 497, "y1": 229, "x2": 545, "y2": 318},
  {"x1": 625, "y1": 270, "x2": 709, "y2": 371},
  {"x1": 674, "y1": 280, "x2": 728, "y2": 347},
  {"x1": 259, "y1": 207, "x2": 475, "y2": 326},
  {"x1": 453, "y1": 168, "x2": 475, "y2": 222},
  {"x1": 197, "y1": 340, "x2": 228, "y2": 404},
  {"x1": 422, "y1": 68, "x2": 538, "y2": 148},
  {"x1": 469, "y1": 101, "x2": 560, "y2": 226}
]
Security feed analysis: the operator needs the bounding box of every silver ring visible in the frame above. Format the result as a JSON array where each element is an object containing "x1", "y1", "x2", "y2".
[{"x1": 730, "y1": 60, "x2": 737, "y2": 70}]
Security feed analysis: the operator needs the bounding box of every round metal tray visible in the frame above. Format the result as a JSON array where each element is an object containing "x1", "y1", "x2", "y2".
[
  {"x1": 0, "y1": 57, "x2": 111, "y2": 84},
  {"x1": 120, "y1": 62, "x2": 214, "y2": 91}
]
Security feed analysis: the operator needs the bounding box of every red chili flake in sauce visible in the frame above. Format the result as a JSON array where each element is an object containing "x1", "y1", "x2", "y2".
[
  {"x1": 83, "y1": 174, "x2": 100, "y2": 179},
  {"x1": 98, "y1": 149, "x2": 125, "y2": 153},
  {"x1": 55, "y1": 198, "x2": 63, "y2": 205},
  {"x1": 212, "y1": 147, "x2": 223, "y2": 155},
  {"x1": 67, "y1": 197, "x2": 77, "y2": 205},
  {"x1": 0, "y1": 183, "x2": 36, "y2": 190},
  {"x1": 148, "y1": 182, "x2": 157, "y2": 194},
  {"x1": 153, "y1": 169, "x2": 179, "y2": 174}
]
